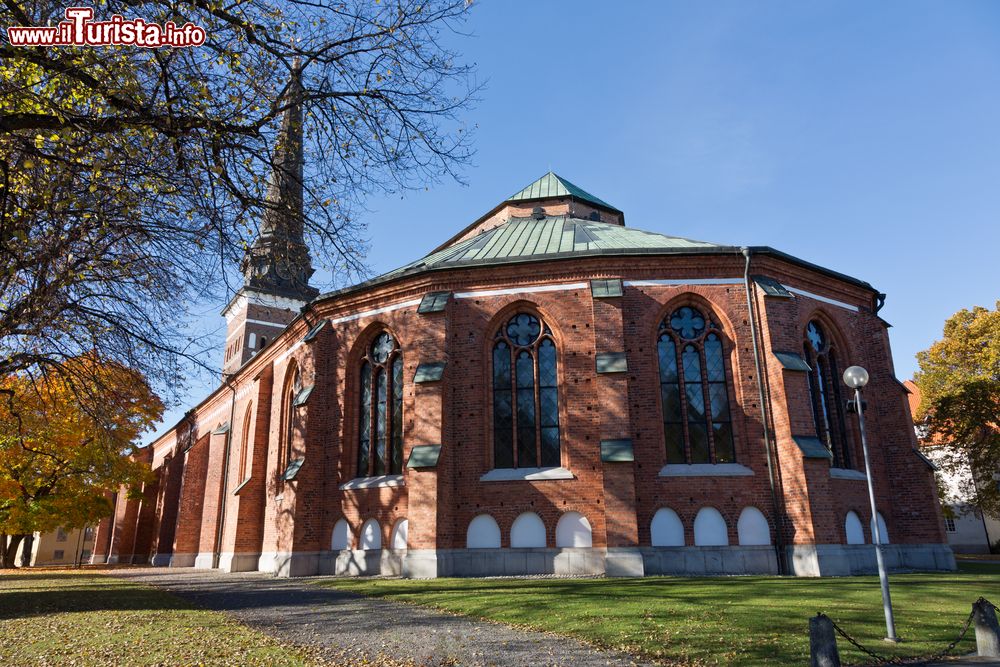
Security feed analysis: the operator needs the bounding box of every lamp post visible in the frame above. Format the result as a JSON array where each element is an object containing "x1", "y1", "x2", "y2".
[{"x1": 843, "y1": 365, "x2": 899, "y2": 642}]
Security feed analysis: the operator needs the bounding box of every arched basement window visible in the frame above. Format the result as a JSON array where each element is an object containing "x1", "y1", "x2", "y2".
[
  {"x1": 845, "y1": 510, "x2": 865, "y2": 545},
  {"x1": 650, "y1": 508, "x2": 685, "y2": 546},
  {"x1": 657, "y1": 306, "x2": 735, "y2": 464},
  {"x1": 492, "y1": 312, "x2": 560, "y2": 469},
  {"x1": 510, "y1": 512, "x2": 546, "y2": 548},
  {"x1": 803, "y1": 320, "x2": 853, "y2": 469},
  {"x1": 357, "y1": 331, "x2": 404, "y2": 477}
]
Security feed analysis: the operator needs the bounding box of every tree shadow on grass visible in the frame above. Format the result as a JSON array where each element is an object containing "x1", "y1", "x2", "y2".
[{"x1": 0, "y1": 582, "x2": 196, "y2": 619}]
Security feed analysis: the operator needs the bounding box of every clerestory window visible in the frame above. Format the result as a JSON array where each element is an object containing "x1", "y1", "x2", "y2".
[
  {"x1": 357, "y1": 332, "x2": 404, "y2": 477},
  {"x1": 803, "y1": 320, "x2": 853, "y2": 469},
  {"x1": 492, "y1": 313, "x2": 560, "y2": 469},
  {"x1": 658, "y1": 306, "x2": 735, "y2": 464}
]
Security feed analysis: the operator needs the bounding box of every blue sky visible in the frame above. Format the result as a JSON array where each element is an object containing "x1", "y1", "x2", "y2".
[{"x1": 149, "y1": 0, "x2": 1000, "y2": 442}]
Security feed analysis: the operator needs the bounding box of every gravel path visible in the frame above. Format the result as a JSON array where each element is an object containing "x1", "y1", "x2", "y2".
[{"x1": 114, "y1": 568, "x2": 648, "y2": 667}]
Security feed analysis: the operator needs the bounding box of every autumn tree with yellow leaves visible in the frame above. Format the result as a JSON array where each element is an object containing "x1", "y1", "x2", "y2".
[
  {"x1": 914, "y1": 302, "x2": 1000, "y2": 517},
  {"x1": 0, "y1": 357, "x2": 163, "y2": 567},
  {"x1": 1, "y1": 0, "x2": 477, "y2": 398}
]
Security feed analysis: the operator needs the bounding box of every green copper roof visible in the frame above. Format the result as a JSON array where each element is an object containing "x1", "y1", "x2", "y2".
[
  {"x1": 508, "y1": 171, "x2": 619, "y2": 211},
  {"x1": 380, "y1": 216, "x2": 721, "y2": 280}
]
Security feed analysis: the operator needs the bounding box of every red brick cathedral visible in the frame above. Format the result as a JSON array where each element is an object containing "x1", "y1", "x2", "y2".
[{"x1": 91, "y1": 89, "x2": 953, "y2": 577}]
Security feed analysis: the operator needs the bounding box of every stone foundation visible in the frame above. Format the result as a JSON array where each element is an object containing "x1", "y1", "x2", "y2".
[
  {"x1": 218, "y1": 551, "x2": 262, "y2": 573},
  {"x1": 787, "y1": 543, "x2": 956, "y2": 576},
  {"x1": 159, "y1": 543, "x2": 955, "y2": 579}
]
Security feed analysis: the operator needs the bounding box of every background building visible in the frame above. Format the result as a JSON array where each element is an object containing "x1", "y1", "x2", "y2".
[
  {"x1": 16, "y1": 526, "x2": 95, "y2": 567},
  {"x1": 906, "y1": 379, "x2": 1000, "y2": 554}
]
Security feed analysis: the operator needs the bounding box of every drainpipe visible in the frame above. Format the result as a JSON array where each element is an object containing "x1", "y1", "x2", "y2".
[
  {"x1": 212, "y1": 377, "x2": 238, "y2": 569},
  {"x1": 742, "y1": 247, "x2": 787, "y2": 574}
]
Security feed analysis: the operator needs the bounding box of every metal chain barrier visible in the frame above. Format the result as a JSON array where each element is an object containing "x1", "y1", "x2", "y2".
[{"x1": 820, "y1": 596, "x2": 993, "y2": 665}]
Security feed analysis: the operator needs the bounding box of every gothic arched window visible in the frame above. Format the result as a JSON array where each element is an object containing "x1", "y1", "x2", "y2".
[
  {"x1": 239, "y1": 402, "x2": 253, "y2": 482},
  {"x1": 657, "y1": 306, "x2": 735, "y2": 464},
  {"x1": 803, "y1": 320, "x2": 853, "y2": 469},
  {"x1": 492, "y1": 312, "x2": 560, "y2": 469},
  {"x1": 281, "y1": 364, "x2": 301, "y2": 472},
  {"x1": 357, "y1": 332, "x2": 404, "y2": 477}
]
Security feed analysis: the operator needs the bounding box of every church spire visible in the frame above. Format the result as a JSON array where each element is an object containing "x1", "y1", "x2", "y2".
[{"x1": 241, "y1": 61, "x2": 319, "y2": 302}]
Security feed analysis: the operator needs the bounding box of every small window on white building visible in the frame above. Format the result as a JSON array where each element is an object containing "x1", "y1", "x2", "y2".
[
  {"x1": 56, "y1": 528, "x2": 67, "y2": 542},
  {"x1": 945, "y1": 517, "x2": 956, "y2": 532},
  {"x1": 53, "y1": 550, "x2": 64, "y2": 560}
]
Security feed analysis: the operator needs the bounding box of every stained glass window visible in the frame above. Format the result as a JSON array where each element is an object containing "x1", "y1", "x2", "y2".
[
  {"x1": 239, "y1": 403, "x2": 253, "y2": 482},
  {"x1": 283, "y1": 365, "x2": 301, "y2": 471},
  {"x1": 357, "y1": 332, "x2": 403, "y2": 477},
  {"x1": 492, "y1": 313, "x2": 560, "y2": 468},
  {"x1": 803, "y1": 321, "x2": 853, "y2": 469},
  {"x1": 657, "y1": 307, "x2": 735, "y2": 464}
]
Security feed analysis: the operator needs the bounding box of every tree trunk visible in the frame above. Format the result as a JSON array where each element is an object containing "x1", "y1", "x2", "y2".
[
  {"x1": 1, "y1": 534, "x2": 26, "y2": 568},
  {"x1": 0, "y1": 533, "x2": 6, "y2": 568},
  {"x1": 21, "y1": 534, "x2": 34, "y2": 566}
]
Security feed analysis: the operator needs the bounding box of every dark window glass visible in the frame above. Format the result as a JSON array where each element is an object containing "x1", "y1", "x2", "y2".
[
  {"x1": 492, "y1": 341, "x2": 513, "y2": 468},
  {"x1": 284, "y1": 367, "x2": 300, "y2": 468},
  {"x1": 492, "y1": 313, "x2": 560, "y2": 468},
  {"x1": 358, "y1": 362, "x2": 371, "y2": 477},
  {"x1": 391, "y1": 356, "x2": 404, "y2": 474},
  {"x1": 239, "y1": 403, "x2": 253, "y2": 481},
  {"x1": 658, "y1": 335, "x2": 685, "y2": 463},
  {"x1": 705, "y1": 334, "x2": 734, "y2": 462},
  {"x1": 357, "y1": 333, "x2": 403, "y2": 477},
  {"x1": 515, "y1": 350, "x2": 536, "y2": 467},
  {"x1": 538, "y1": 339, "x2": 560, "y2": 467},
  {"x1": 657, "y1": 307, "x2": 736, "y2": 464},
  {"x1": 374, "y1": 367, "x2": 387, "y2": 476},
  {"x1": 804, "y1": 321, "x2": 854, "y2": 469}
]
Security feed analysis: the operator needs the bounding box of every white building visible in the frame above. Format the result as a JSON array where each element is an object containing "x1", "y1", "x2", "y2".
[{"x1": 906, "y1": 380, "x2": 999, "y2": 554}]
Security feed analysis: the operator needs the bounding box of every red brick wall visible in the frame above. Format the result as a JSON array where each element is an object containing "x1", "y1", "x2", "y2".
[
  {"x1": 150, "y1": 453, "x2": 184, "y2": 561},
  {"x1": 171, "y1": 434, "x2": 210, "y2": 556},
  {"x1": 131, "y1": 471, "x2": 161, "y2": 562},
  {"x1": 90, "y1": 493, "x2": 116, "y2": 562},
  {"x1": 218, "y1": 375, "x2": 272, "y2": 557},
  {"x1": 137, "y1": 247, "x2": 946, "y2": 569}
]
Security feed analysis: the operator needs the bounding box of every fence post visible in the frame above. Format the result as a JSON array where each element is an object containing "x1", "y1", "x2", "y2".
[
  {"x1": 810, "y1": 613, "x2": 842, "y2": 667},
  {"x1": 974, "y1": 598, "x2": 1000, "y2": 657}
]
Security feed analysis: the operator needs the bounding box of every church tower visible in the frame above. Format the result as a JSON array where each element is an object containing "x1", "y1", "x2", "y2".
[{"x1": 221, "y1": 65, "x2": 319, "y2": 376}]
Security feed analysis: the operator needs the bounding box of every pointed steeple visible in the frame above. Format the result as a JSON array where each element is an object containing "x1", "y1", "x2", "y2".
[{"x1": 241, "y1": 62, "x2": 318, "y2": 302}]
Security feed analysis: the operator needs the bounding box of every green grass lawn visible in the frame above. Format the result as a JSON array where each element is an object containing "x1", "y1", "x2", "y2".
[
  {"x1": 321, "y1": 560, "x2": 1000, "y2": 666},
  {"x1": 0, "y1": 569, "x2": 315, "y2": 666}
]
